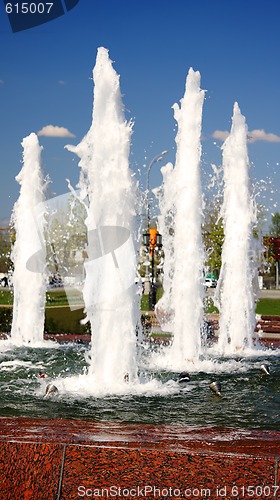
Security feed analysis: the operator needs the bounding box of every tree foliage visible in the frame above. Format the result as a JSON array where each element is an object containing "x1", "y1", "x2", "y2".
[
  {"x1": 45, "y1": 195, "x2": 87, "y2": 278},
  {"x1": 202, "y1": 199, "x2": 224, "y2": 275},
  {"x1": 0, "y1": 229, "x2": 12, "y2": 274},
  {"x1": 269, "y1": 212, "x2": 280, "y2": 237}
]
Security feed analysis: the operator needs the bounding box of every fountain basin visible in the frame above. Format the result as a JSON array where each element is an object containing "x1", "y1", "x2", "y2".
[{"x1": 0, "y1": 417, "x2": 279, "y2": 499}]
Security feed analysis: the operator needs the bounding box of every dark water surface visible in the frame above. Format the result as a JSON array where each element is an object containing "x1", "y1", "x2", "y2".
[{"x1": 0, "y1": 341, "x2": 279, "y2": 430}]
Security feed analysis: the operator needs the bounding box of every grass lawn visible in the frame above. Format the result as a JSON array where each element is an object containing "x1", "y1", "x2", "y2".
[
  {"x1": 141, "y1": 294, "x2": 150, "y2": 311},
  {"x1": 1, "y1": 289, "x2": 279, "y2": 316},
  {"x1": 46, "y1": 289, "x2": 83, "y2": 307},
  {"x1": 0, "y1": 289, "x2": 83, "y2": 307},
  {"x1": 45, "y1": 306, "x2": 89, "y2": 334},
  {"x1": 255, "y1": 298, "x2": 280, "y2": 316},
  {"x1": 0, "y1": 289, "x2": 13, "y2": 305},
  {"x1": 205, "y1": 297, "x2": 280, "y2": 316}
]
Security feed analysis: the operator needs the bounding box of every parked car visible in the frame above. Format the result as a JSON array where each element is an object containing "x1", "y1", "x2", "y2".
[{"x1": 204, "y1": 278, "x2": 217, "y2": 288}]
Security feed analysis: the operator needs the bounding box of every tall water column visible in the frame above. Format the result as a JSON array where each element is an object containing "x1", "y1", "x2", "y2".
[
  {"x1": 156, "y1": 68, "x2": 205, "y2": 368},
  {"x1": 11, "y1": 133, "x2": 47, "y2": 345},
  {"x1": 215, "y1": 103, "x2": 258, "y2": 354},
  {"x1": 66, "y1": 48, "x2": 139, "y2": 389}
]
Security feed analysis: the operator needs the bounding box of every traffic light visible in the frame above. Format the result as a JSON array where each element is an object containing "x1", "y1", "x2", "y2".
[{"x1": 149, "y1": 228, "x2": 157, "y2": 251}]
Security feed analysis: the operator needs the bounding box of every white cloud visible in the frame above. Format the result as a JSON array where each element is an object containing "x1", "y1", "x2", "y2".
[
  {"x1": 212, "y1": 128, "x2": 280, "y2": 143},
  {"x1": 0, "y1": 80, "x2": 4, "y2": 85},
  {"x1": 247, "y1": 129, "x2": 280, "y2": 143},
  {"x1": 37, "y1": 125, "x2": 75, "y2": 138},
  {"x1": 212, "y1": 130, "x2": 229, "y2": 142}
]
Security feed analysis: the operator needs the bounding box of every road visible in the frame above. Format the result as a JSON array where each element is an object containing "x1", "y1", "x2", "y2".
[
  {"x1": 206, "y1": 287, "x2": 280, "y2": 299},
  {"x1": 258, "y1": 289, "x2": 280, "y2": 298}
]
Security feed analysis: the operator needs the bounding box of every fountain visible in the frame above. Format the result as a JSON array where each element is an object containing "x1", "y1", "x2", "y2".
[
  {"x1": 215, "y1": 102, "x2": 258, "y2": 355},
  {"x1": 0, "y1": 52, "x2": 278, "y2": 399},
  {"x1": 155, "y1": 68, "x2": 206, "y2": 369},
  {"x1": 0, "y1": 51, "x2": 279, "y2": 499},
  {"x1": 10, "y1": 132, "x2": 47, "y2": 346},
  {"x1": 66, "y1": 47, "x2": 140, "y2": 390}
]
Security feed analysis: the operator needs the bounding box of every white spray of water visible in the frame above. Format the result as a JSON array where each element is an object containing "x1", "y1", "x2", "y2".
[
  {"x1": 66, "y1": 48, "x2": 139, "y2": 391},
  {"x1": 215, "y1": 103, "x2": 258, "y2": 355},
  {"x1": 10, "y1": 133, "x2": 47, "y2": 346},
  {"x1": 155, "y1": 68, "x2": 206, "y2": 369}
]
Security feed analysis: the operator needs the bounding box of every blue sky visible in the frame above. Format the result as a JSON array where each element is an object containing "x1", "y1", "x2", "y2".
[{"x1": 0, "y1": 0, "x2": 279, "y2": 229}]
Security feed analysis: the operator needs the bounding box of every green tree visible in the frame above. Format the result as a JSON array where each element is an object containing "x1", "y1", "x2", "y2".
[
  {"x1": 269, "y1": 212, "x2": 280, "y2": 237},
  {"x1": 202, "y1": 200, "x2": 224, "y2": 276},
  {"x1": 45, "y1": 195, "x2": 87, "y2": 279},
  {"x1": 261, "y1": 212, "x2": 280, "y2": 289},
  {"x1": 0, "y1": 228, "x2": 12, "y2": 274}
]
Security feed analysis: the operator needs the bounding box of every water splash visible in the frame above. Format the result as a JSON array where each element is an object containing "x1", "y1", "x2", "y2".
[
  {"x1": 66, "y1": 48, "x2": 139, "y2": 390},
  {"x1": 215, "y1": 103, "x2": 258, "y2": 355},
  {"x1": 156, "y1": 68, "x2": 206, "y2": 368},
  {"x1": 10, "y1": 133, "x2": 47, "y2": 346}
]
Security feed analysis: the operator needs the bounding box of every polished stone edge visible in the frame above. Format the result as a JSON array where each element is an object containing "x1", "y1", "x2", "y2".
[
  {"x1": 0, "y1": 418, "x2": 279, "y2": 500},
  {"x1": 1, "y1": 417, "x2": 280, "y2": 456}
]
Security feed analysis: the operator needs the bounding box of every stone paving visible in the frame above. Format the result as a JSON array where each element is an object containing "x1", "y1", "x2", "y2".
[{"x1": 0, "y1": 417, "x2": 280, "y2": 500}]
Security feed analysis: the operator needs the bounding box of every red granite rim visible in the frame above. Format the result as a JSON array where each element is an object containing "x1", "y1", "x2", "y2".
[{"x1": 0, "y1": 417, "x2": 280, "y2": 457}]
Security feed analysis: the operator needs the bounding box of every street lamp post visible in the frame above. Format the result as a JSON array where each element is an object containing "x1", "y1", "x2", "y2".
[
  {"x1": 143, "y1": 229, "x2": 163, "y2": 310},
  {"x1": 143, "y1": 150, "x2": 167, "y2": 299},
  {"x1": 145, "y1": 150, "x2": 168, "y2": 228},
  {"x1": 150, "y1": 231, "x2": 162, "y2": 310}
]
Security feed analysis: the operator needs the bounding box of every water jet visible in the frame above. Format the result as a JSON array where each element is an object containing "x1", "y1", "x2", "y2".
[
  {"x1": 0, "y1": 49, "x2": 279, "y2": 441},
  {"x1": 10, "y1": 133, "x2": 47, "y2": 347},
  {"x1": 44, "y1": 383, "x2": 58, "y2": 397},
  {"x1": 214, "y1": 103, "x2": 258, "y2": 355},
  {"x1": 155, "y1": 67, "x2": 205, "y2": 370},
  {"x1": 209, "y1": 380, "x2": 222, "y2": 397}
]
